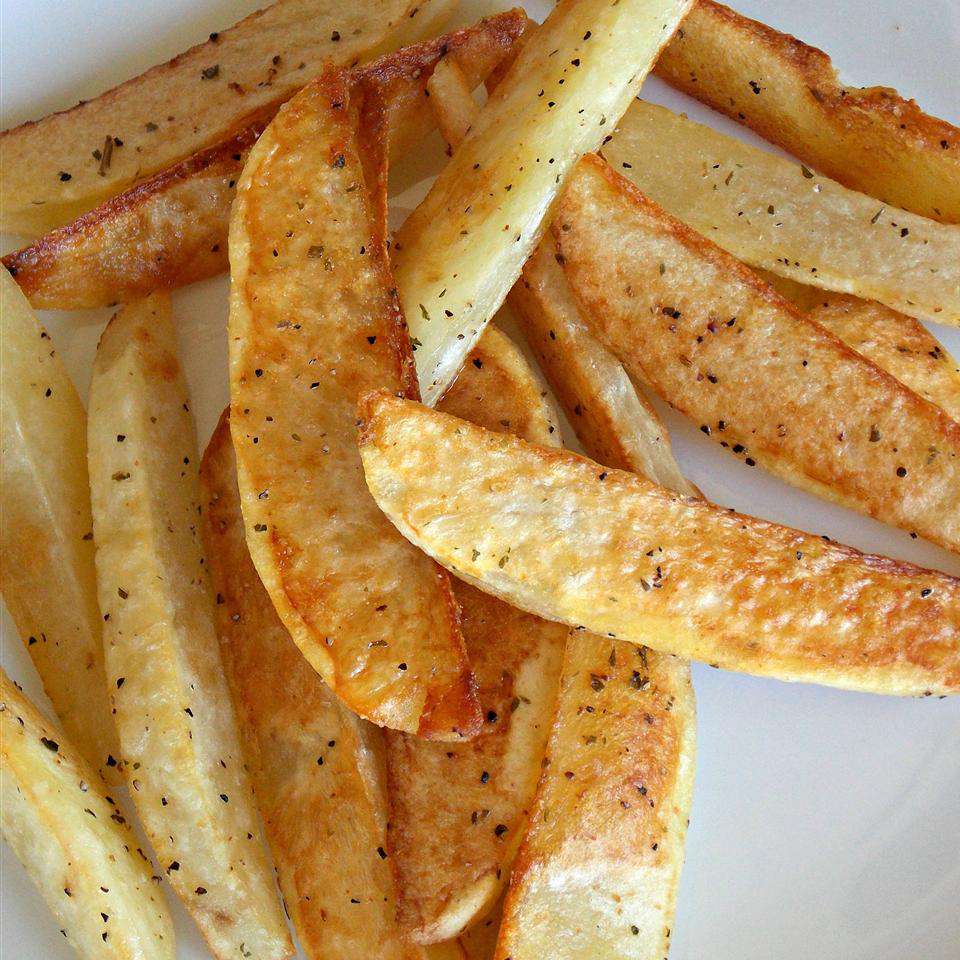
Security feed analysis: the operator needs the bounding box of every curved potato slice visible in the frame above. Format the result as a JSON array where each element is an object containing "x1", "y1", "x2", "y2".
[
  {"x1": 554, "y1": 156, "x2": 960, "y2": 554},
  {"x1": 0, "y1": 670, "x2": 173, "y2": 960},
  {"x1": 0, "y1": 269, "x2": 119, "y2": 781},
  {"x1": 200, "y1": 411, "x2": 432, "y2": 960},
  {"x1": 228, "y1": 69, "x2": 479, "y2": 738},
  {"x1": 603, "y1": 102, "x2": 960, "y2": 326},
  {"x1": 387, "y1": 327, "x2": 567, "y2": 943},
  {"x1": 4, "y1": 11, "x2": 529, "y2": 311},
  {"x1": 654, "y1": 0, "x2": 960, "y2": 224},
  {"x1": 395, "y1": 0, "x2": 694, "y2": 404},
  {"x1": 0, "y1": 0, "x2": 453, "y2": 235},
  {"x1": 496, "y1": 634, "x2": 695, "y2": 960},
  {"x1": 762, "y1": 275, "x2": 960, "y2": 425},
  {"x1": 87, "y1": 295, "x2": 291, "y2": 959},
  {"x1": 358, "y1": 393, "x2": 960, "y2": 697}
]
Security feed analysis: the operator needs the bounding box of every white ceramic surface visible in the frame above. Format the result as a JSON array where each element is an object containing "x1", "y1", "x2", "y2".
[{"x1": 1, "y1": 1, "x2": 958, "y2": 957}]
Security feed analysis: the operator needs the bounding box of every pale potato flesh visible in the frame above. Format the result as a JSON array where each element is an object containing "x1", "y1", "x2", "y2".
[
  {"x1": 654, "y1": 0, "x2": 960, "y2": 224},
  {"x1": 87, "y1": 295, "x2": 291, "y2": 959},
  {"x1": 0, "y1": 669, "x2": 175, "y2": 960},
  {"x1": 3, "y1": 12, "x2": 529, "y2": 311},
  {"x1": 200, "y1": 412, "x2": 431, "y2": 960},
  {"x1": 228, "y1": 70, "x2": 479, "y2": 738},
  {"x1": 554, "y1": 156, "x2": 960, "y2": 554},
  {"x1": 496, "y1": 634, "x2": 695, "y2": 960},
  {"x1": 0, "y1": 0, "x2": 454, "y2": 235},
  {"x1": 387, "y1": 326, "x2": 567, "y2": 943},
  {"x1": 395, "y1": 0, "x2": 694, "y2": 404},
  {"x1": 603, "y1": 101, "x2": 960, "y2": 326},
  {"x1": 0, "y1": 268, "x2": 119, "y2": 781},
  {"x1": 358, "y1": 393, "x2": 960, "y2": 697}
]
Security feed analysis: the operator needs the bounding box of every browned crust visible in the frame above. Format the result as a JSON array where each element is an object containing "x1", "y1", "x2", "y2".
[{"x1": 655, "y1": 0, "x2": 960, "y2": 221}]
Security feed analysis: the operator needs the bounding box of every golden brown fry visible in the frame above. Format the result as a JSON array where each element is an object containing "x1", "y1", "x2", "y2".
[
  {"x1": 654, "y1": 0, "x2": 960, "y2": 223},
  {"x1": 603, "y1": 101, "x2": 960, "y2": 326},
  {"x1": 495, "y1": 633, "x2": 695, "y2": 960},
  {"x1": 0, "y1": 669, "x2": 175, "y2": 960},
  {"x1": 0, "y1": 0, "x2": 455, "y2": 235},
  {"x1": 229, "y1": 69, "x2": 478, "y2": 738},
  {"x1": 511, "y1": 241, "x2": 697, "y2": 491},
  {"x1": 358, "y1": 393, "x2": 960, "y2": 697},
  {"x1": 88, "y1": 295, "x2": 291, "y2": 959},
  {"x1": 763, "y1": 274, "x2": 960, "y2": 425},
  {"x1": 0, "y1": 269, "x2": 119, "y2": 781},
  {"x1": 387, "y1": 326, "x2": 567, "y2": 943},
  {"x1": 553, "y1": 155, "x2": 960, "y2": 553},
  {"x1": 4, "y1": 12, "x2": 529, "y2": 311},
  {"x1": 396, "y1": 0, "x2": 694, "y2": 404},
  {"x1": 200, "y1": 411, "x2": 431, "y2": 960}
]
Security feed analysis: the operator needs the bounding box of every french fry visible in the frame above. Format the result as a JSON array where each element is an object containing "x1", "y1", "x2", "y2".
[
  {"x1": 424, "y1": 56, "x2": 697, "y2": 492},
  {"x1": 3, "y1": 12, "x2": 529, "y2": 311},
  {"x1": 0, "y1": 0, "x2": 456, "y2": 235},
  {"x1": 495, "y1": 633, "x2": 695, "y2": 960},
  {"x1": 387, "y1": 326, "x2": 568, "y2": 943},
  {"x1": 0, "y1": 670, "x2": 175, "y2": 960},
  {"x1": 511, "y1": 241, "x2": 697, "y2": 492},
  {"x1": 358, "y1": 392, "x2": 960, "y2": 697},
  {"x1": 553, "y1": 155, "x2": 960, "y2": 554},
  {"x1": 200, "y1": 411, "x2": 434, "y2": 960},
  {"x1": 394, "y1": 0, "x2": 694, "y2": 404},
  {"x1": 602, "y1": 102, "x2": 960, "y2": 326},
  {"x1": 228, "y1": 68, "x2": 479, "y2": 738},
  {"x1": 87, "y1": 295, "x2": 291, "y2": 959},
  {"x1": 0, "y1": 268, "x2": 119, "y2": 781},
  {"x1": 762, "y1": 274, "x2": 960, "y2": 425},
  {"x1": 654, "y1": 0, "x2": 960, "y2": 223}
]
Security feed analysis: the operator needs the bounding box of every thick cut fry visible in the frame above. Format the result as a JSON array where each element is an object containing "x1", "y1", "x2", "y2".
[
  {"x1": 87, "y1": 295, "x2": 291, "y2": 960},
  {"x1": 654, "y1": 0, "x2": 960, "y2": 224},
  {"x1": 0, "y1": 269, "x2": 119, "y2": 780},
  {"x1": 228, "y1": 69, "x2": 478, "y2": 738},
  {"x1": 200, "y1": 412, "x2": 432, "y2": 960},
  {"x1": 602, "y1": 102, "x2": 960, "y2": 326},
  {"x1": 0, "y1": 0, "x2": 454, "y2": 235},
  {"x1": 387, "y1": 326, "x2": 567, "y2": 943},
  {"x1": 358, "y1": 393, "x2": 960, "y2": 697},
  {"x1": 511, "y1": 241, "x2": 697, "y2": 491},
  {"x1": 496, "y1": 634, "x2": 695, "y2": 960},
  {"x1": 395, "y1": 0, "x2": 694, "y2": 405},
  {"x1": 0, "y1": 670, "x2": 174, "y2": 960},
  {"x1": 763, "y1": 275, "x2": 960, "y2": 425},
  {"x1": 554, "y1": 156, "x2": 960, "y2": 553},
  {"x1": 4, "y1": 12, "x2": 529, "y2": 311}
]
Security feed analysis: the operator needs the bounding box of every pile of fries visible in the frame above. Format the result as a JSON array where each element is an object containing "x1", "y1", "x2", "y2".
[{"x1": 1, "y1": 1, "x2": 958, "y2": 957}]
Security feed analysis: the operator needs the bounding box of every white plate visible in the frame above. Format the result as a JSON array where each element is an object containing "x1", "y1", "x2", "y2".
[{"x1": 2, "y1": 1, "x2": 959, "y2": 957}]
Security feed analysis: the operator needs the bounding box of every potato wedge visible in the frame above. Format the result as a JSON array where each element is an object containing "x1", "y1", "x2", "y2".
[
  {"x1": 0, "y1": 269, "x2": 119, "y2": 781},
  {"x1": 387, "y1": 326, "x2": 568, "y2": 943},
  {"x1": 0, "y1": 670, "x2": 174, "y2": 960},
  {"x1": 394, "y1": 0, "x2": 694, "y2": 404},
  {"x1": 3, "y1": 11, "x2": 529, "y2": 311},
  {"x1": 654, "y1": 0, "x2": 960, "y2": 223},
  {"x1": 0, "y1": 0, "x2": 455, "y2": 235},
  {"x1": 762, "y1": 275, "x2": 960, "y2": 425},
  {"x1": 496, "y1": 633, "x2": 695, "y2": 960},
  {"x1": 603, "y1": 102, "x2": 960, "y2": 326},
  {"x1": 554, "y1": 155, "x2": 960, "y2": 553},
  {"x1": 229, "y1": 69, "x2": 479, "y2": 738},
  {"x1": 358, "y1": 393, "x2": 960, "y2": 696},
  {"x1": 87, "y1": 295, "x2": 291, "y2": 959},
  {"x1": 511, "y1": 241, "x2": 697, "y2": 491},
  {"x1": 200, "y1": 411, "x2": 436, "y2": 960},
  {"x1": 424, "y1": 57, "x2": 696, "y2": 492}
]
